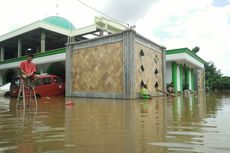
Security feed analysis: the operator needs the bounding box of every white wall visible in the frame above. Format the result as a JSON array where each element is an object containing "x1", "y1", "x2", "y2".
[{"x1": 166, "y1": 62, "x2": 172, "y2": 84}]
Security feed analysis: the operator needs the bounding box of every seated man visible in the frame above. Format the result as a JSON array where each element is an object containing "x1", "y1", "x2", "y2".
[
  {"x1": 19, "y1": 53, "x2": 38, "y2": 87},
  {"x1": 140, "y1": 84, "x2": 152, "y2": 99},
  {"x1": 184, "y1": 89, "x2": 191, "y2": 97},
  {"x1": 167, "y1": 82, "x2": 174, "y2": 93}
]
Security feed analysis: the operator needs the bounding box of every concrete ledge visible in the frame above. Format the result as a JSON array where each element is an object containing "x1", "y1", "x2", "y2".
[
  {"x1": 71, "y1": 33, "x2": 123, "y2": 50},
  {"x1": 135, "y1": 35, "x2": 164, "y2": 53}
]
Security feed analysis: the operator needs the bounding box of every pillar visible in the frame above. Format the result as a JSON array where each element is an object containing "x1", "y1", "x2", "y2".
[
  {"x1": 122, "y1": 30, "x2": 135, "y2": 99},
  {"x1": 65, "y1": 44, "x2": 73, "y2": 97},
  {"x1": 191, "y1": 69, "x2": 195, "y2": 91},
  {"x1": 179, "y1": 64, "x2": 183, "y2": 92},
  {"x1": 188, "y1": 69, "x2": 192, "y2": 90},
  {"x1": 162, "y1": 47, "x2": 166, "y2": 91},
  {"x1": 176, "y1": 65, "x2": 180, "y2": 92},
  {"x1": 18, "y1": 38, "x2": 22, "y2": 57},
  {"x1": 185, "y1": 66, "x2": 190, "y2": 90},
  {"x1": 203, "y1": 70, "x2": 206, "y2": 91},
  {"x1": 0, "y1": 46, "x2": 4, "y2": 61},
  {"x1": 172, "y1": 62, "x2": 177, "y2": 92},
  {"x1": 41, "y1": 31, "x2": 46, "y2": 52}
]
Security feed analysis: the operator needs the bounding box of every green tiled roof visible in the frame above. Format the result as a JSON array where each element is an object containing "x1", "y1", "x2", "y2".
[
  {"x1": 42, "y1": 16, "x2": 75, "y2": 30},
  {"x1": 166, "y1": 48, "x2": 206, "y2": 64}
]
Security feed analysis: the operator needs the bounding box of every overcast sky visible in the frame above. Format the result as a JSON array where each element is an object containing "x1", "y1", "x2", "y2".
[{"x1": 0, "y1": 0, "x2": 230, "y2": 76}]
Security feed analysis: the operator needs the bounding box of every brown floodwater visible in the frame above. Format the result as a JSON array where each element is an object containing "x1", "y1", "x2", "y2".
[{"x1": 0, "y1": 92, "x2": 230, "y2": 153}]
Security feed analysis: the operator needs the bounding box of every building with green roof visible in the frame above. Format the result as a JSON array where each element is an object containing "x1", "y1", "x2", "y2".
[
  {"x1": 166, "y1": 48, "x2": 206, "y2": 93},
  {"x1": 0, "y1": 16, "x2": 127, "y2": 85}
]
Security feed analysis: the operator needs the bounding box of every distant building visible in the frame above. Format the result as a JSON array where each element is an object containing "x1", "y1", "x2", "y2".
[
  {"x1": 166, "y1": 48, "x2": 206, "y2": 93},
  {"x1": 0, "y1": 16, "x2": 127, "y2": 85}
]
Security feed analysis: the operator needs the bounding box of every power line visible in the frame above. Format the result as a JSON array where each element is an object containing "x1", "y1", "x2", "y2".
[{"x1": 76, "y1": 0, "x2": 129, "y2": 27}]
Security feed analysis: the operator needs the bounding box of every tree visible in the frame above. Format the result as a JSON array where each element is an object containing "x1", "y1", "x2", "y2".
[
  {"x1": 192, "y1": 46, "x2": 200, "y2": 54},
  {"x1": 222, "y1": 76, "x2": 230, "y2": 89},
  {"x1": 205, "y1": 61, "x2": 230, "y2": 90}
]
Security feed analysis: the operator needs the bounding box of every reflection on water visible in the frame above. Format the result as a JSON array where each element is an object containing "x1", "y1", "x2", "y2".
[
  {"x1": 0, "y1": 93, "x2": 230, "y2": 153},
  {"x1": 65, "y1": 98, "x2": 167, "y2": 153},
  {"x1": 0, "y1": 96, "x2": 65, "y2": 153}
]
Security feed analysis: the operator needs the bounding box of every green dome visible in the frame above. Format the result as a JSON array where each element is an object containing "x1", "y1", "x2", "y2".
[{"x1": 42, "y1": 16, "x2": 75, "y2": 30}]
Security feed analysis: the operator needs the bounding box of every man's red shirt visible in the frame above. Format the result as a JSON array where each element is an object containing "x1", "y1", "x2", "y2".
[{"x1": 20, "y1": 61, "x2": 36, "y2": 74}]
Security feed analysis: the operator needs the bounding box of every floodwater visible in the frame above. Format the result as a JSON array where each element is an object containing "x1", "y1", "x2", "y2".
[{"x1": 0, "y1": 93, "x2": 230, "y2": 153}]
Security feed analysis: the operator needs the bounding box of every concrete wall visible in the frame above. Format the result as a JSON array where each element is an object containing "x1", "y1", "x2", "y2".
[
  {"x1": 71, "y1": 42, "x2": 123, "y2": 93},
  {"x1": 134, "y1": 42, "x2": 164, "y2": 96},
  {"x1": 66, "y1": 29, "x2": 165, "y2": 99}
]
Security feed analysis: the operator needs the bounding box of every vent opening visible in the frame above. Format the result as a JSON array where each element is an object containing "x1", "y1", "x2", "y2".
[
  {"x1": 141, "y1": 65, "x2": 145, "y2": 72},
  {"x1": 155, "y1": 82, "x2": 159, "y2": 88}
]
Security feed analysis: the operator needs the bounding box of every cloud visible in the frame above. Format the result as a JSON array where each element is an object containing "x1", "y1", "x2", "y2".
[
  {"x1": 0, "y1": 0, "x2": 101, "y2": 34},
  {"x1": 0, "y1": 0, "x2": 230, "y2": 76},
  {"x1": 134, "y1": 0, "x2": 230, "y2": 76},
  {"x1": 102, "y1": 0, "x2": 159, "y2": 24},
  {"x1": 212, "y1": 0, "x2": 230, "y2": 7},
  {"x1": 0, "y1": 0, "x2": 57, "y2": 34}
]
